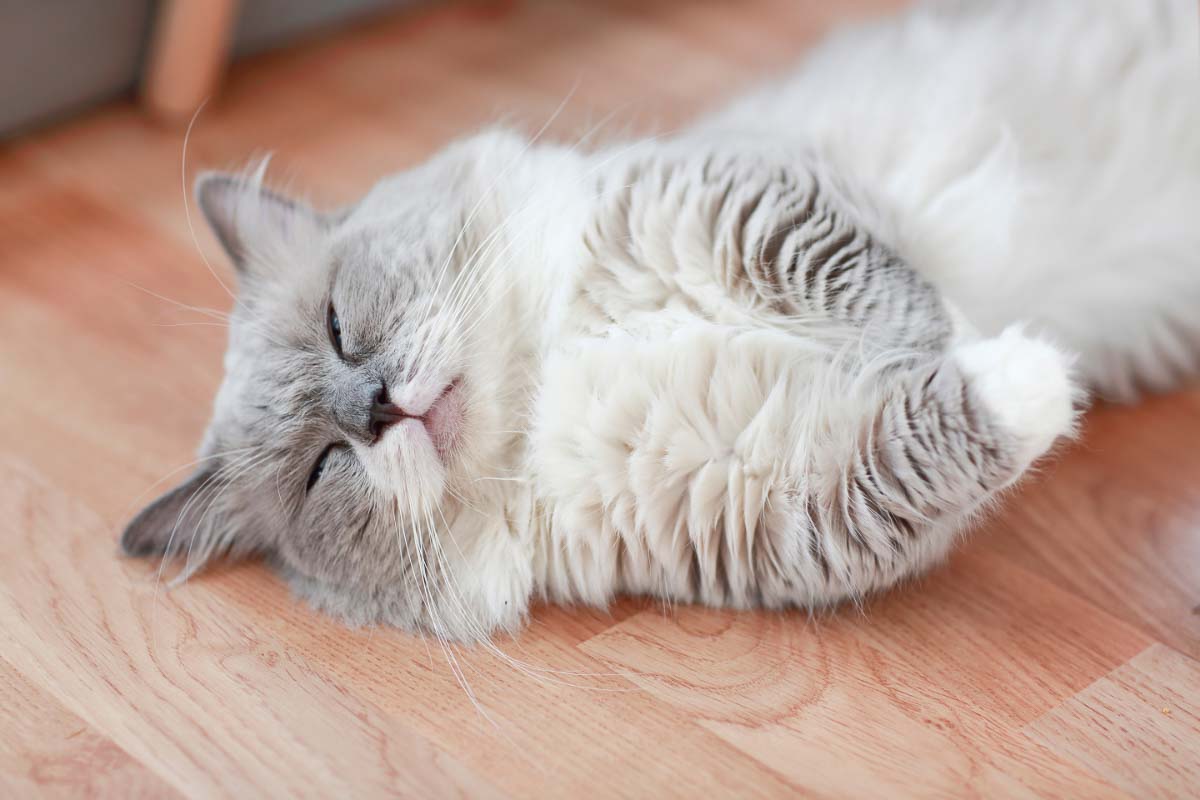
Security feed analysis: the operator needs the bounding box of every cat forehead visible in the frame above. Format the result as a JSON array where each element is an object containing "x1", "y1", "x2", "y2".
[
  {"x1": 328, "y1": 230, "x2": 433, "y2": 285},
  {"x1": 331, "y1": 201, "x2": 463, "y2": 271}
]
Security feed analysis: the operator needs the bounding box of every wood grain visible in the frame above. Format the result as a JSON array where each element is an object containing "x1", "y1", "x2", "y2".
[
  {"x1": 578, "y1": 556, "x2": 1148, "y2": 798},
  {"x1": 1024, "y1": 644, "x2": 1200, "y2": 799},
  {"x1": 0, "y1": 0, "x2": 1196, "y2": 796},
  {"x1": 0, "y1": 459, "x2": 499, "y2": 798},
  {"x1": 0, "y1": 660, "x2": 180, "y2": 799}
]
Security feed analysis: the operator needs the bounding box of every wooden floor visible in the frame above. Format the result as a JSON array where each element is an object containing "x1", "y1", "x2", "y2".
[{"x1": 2, "y1": 1, "x2": 1198, "y2": 796}]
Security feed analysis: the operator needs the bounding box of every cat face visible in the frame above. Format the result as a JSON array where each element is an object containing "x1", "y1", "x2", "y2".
[{"x1": 122, "y1": 132, "x2": 531, "y2": 633}]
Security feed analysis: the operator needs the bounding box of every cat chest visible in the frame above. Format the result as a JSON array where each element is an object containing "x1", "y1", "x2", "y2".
[{"x1": 528, "y1": 325, "x2": 812, "y2": 600}]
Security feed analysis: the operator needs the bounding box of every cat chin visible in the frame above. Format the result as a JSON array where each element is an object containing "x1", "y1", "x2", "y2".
[
  {"x1": 359, "y1": 424, "x2": 450, "y2": 509},
  {"x1": 279, "y1": 512, "x2": 534, "y2": 643}
]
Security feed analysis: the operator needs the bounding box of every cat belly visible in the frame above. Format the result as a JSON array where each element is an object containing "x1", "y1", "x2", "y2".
[{"x1": 529, "y1": 323, "x2": 822, "y2": 608}]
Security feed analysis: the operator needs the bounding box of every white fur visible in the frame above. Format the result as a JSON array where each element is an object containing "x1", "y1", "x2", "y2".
[
  {"x1": 702, "y1": 0, "x2": 1200, "y2": 400},
  {"x1": 495, "y1": 0, "x2": 1198, "y2": 617},
  {"x1": 952, "y1": 327, "x2": 1078, "y2": 469}
]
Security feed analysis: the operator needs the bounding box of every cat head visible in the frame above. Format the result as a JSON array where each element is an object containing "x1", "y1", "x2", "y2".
[{"x1": 121, "y1": 130, "x2": 536, "y2": 637}]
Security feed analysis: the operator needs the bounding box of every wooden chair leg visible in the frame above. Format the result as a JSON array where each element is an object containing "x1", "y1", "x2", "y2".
[{"x1": 142, "y1": 0, "x2": 239, "y2": 122}]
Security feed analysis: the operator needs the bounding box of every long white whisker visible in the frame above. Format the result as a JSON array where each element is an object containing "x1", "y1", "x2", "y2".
[
  {"x1": 180, "y1": 99, "x2": 237, "y2": 304},
  {"x1": 403, "y1": 494, "x2": 493, "y2": 725},
  {"x1": 414, "y1": 82, "x2": 580, "y2": 337},
  {"x1": 125, "y1": 281, "x2": 231, "y2": 322},
  {"x1": 422, "y1": 497, "x2": 634, "y2": 687},
  {"x1": 121, "y1": 446, "x2": 257, "y2": 529},
  {"x1": 174, "y1": 451, "x2": 272, "y2": 586},
  {"x1": 148, "y1": 448, "x2": 265, "y2": 652}
]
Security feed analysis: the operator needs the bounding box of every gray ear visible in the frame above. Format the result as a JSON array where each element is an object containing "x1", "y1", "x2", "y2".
[
  {"x1": 120, "y1": 467, "x2": 223, "y2": 558},
  {"x1": 195, "y1": 171, "x2": 323, "y2": 275}
]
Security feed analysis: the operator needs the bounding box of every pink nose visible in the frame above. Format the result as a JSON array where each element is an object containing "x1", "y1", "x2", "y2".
[
  {"x1": 367, "y1": 388, "x2": 415, "y2": 443},
  {"x1": 368, "y1": 400, "x2": 412, "y2": 442}
]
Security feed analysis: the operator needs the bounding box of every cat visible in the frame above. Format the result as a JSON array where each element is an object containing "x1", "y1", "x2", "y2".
[{"x1": 122, "y1": 0, "x2": 1200, "y2": 641}]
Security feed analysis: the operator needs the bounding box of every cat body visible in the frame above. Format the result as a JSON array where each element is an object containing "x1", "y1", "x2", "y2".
[{"x1": 123, "y1": 0, "x2": 1200, "y2": 640}]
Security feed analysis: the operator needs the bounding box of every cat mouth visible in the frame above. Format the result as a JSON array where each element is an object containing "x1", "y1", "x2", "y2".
[
  {"x1": 373, "y1": 378, "x2": 463, "y2": 461},
  {"x1": 413, "y1": 378, "x2": 463, "y2": 461}
]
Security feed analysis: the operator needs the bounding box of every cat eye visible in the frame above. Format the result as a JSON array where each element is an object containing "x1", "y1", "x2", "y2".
[
  {"x1": 327, "y1": 303, "x2": 345, "y2": 358},
  {"x1": 306, "y1": 444, "x2": 336, "y2": 493}
]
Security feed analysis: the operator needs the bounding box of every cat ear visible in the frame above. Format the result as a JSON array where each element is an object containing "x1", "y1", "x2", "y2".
[
  {"x1": 120, "y1": 466, "x2": 224, "y2": 559},
  {"x1": 195, "y1": 170, "x2": 327, "y2": 277}
]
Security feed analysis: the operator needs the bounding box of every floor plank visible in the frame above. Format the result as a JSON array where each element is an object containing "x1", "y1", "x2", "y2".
[
  {"x1": 0, "y1": 459, "x2": 502, "y2": 799},
  {"x1": 981, "y1": 393, "x2": 1200, "y2": 660},
  {"x1": 578, "y1": 553, "x2": 1148, "y2": 797},
  {"x1": 0, "y1": 658, "x2": 180, "y2": 799},
  {"x1": 1024, "y1": 644, "x2": 1200, "y2": 800}
]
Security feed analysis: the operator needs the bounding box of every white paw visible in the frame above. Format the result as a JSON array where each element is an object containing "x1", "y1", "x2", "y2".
[{"x1": 952, "y1": 326, "x2": 1080, "y2": 468}]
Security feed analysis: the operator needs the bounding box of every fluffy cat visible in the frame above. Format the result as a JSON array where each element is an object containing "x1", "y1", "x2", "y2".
[{"x1": 123, "y1": 0, "x2": 1200, "y2": 641}]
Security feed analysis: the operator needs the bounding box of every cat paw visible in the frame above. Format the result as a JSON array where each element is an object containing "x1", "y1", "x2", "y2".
[{"x1": 952, "y1": 326, "x2": 1080, "y2": 468}]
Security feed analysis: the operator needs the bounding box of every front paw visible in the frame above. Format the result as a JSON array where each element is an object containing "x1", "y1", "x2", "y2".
[{"x1": 952, "y1": 326, "x2": 1082, "y2": 468}]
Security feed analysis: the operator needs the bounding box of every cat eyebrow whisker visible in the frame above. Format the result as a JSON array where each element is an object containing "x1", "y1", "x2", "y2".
[
  {"x1": 180, "y1": 100, "x2": 236, "y2": 305},
  {"x1": 150, "y1": 321, "x2": 229, "y2": 330},
  {"x1": 426, "y1": 127, "x2": 689, "y2": 368},
  {"x1": 414, "y1": 82, "x2": 581, "y2": 346},
  {"x1": 180, "y1": 112, "x2": 290, "y2": 353},
  {"x1": 125, "y1": 281, "x2": 231, "y2": 323}
]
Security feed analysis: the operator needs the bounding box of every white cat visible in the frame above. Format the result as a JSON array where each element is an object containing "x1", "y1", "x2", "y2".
[{"x1": 123, "y1": 0, "x2": 1200, "y2": 641}]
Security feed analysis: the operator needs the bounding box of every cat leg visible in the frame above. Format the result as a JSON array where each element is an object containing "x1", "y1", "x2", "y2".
[{"x1": 777, "y1": 326, "x2": 1079, "y2": 607}]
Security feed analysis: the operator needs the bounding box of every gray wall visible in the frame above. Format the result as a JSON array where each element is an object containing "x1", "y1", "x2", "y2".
[
  {"x1": 0, "y1": 1, "x2": 154, "y2": 138},
  {"x1": 0, "y1": 0, "x2": 408, "y2": 139},
  {"x1": 234, "y1": 0, "x2": 401, "y2": 55}
]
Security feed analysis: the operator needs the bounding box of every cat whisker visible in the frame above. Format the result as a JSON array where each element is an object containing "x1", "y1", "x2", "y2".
[
  {"x1": 125, "y1": 281, "x2": 231, "y2": 322},
  {"x1": 412, "y1": 82, "x2": 580, "y2": 351},
  {"x1": 179, "y1": 99, "x2": 239, "y2": 304},
  {"x1": 175, "y1": 450, "x2": 273, "y2": 584},
  {"x1": 427, "y1": 120, "x2": 685, "y2": 361},
  {"x1": 438, "y1": 134, "x2": 685, "y2": 343},
  {"x1": 121, "y1": 446, "x2": 257, "y2": 530},
  {"x1": 147, "y1": 447, "x2": 267, "y2": 652},
  {"x1": 403, "y1": 495, "x2": 496, "y2": 727},
  {"x1": 420, "y1": 500, "x2": 633, "y2": 689},
  {"x1": 151, "y1": 321, "x2": 230, "y2": 329}
]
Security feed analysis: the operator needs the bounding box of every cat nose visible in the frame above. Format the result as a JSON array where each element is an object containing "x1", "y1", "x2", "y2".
[{"x1": 368, "y1": 384, "x2": 411, "y2": 442}]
